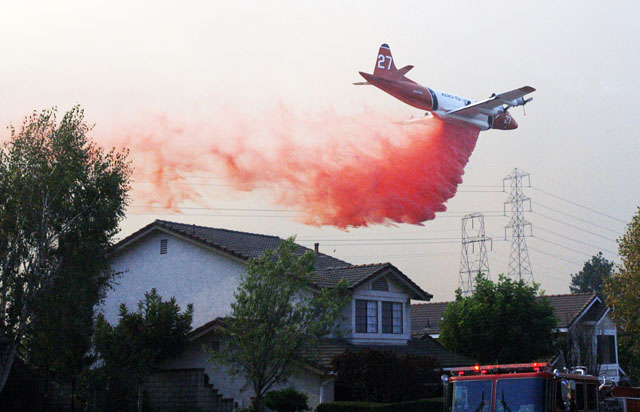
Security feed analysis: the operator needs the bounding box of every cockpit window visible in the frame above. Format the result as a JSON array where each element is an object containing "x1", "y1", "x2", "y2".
[
  {"x1": 452, "y1": 381, "x2": 493, "y2": 412},
  {"x1": 496, "y1": 378, "x2": 549, "y2": 412}
]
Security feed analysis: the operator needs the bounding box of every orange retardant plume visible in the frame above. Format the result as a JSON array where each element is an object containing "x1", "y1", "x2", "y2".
[
  {"x1": 112, "y1": 108, "x2": 479, "y2": 228},
  {"x1": 209, "y1": 112, "x2": 479, "y2": 228}
]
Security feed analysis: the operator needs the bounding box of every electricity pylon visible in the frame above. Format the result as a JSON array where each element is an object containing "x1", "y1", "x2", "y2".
[
  {"x1": 503, "y1": 168, "x2": 534, "y2": 283},
  {"x1": 459, "y1": 213, "x2": 492, "y2": 296}
]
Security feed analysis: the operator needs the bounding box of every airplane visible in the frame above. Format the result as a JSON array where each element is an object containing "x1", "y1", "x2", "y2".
[{"x1": 356, "y1": 44, "x2": 535, "y2": 131}]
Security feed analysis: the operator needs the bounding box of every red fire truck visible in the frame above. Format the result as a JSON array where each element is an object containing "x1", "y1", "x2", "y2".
[{"x1": 442, "y1": 363, "x2": 640, "y2": 412}]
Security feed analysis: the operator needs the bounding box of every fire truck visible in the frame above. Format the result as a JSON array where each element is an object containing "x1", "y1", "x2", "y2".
[{"x1": 442, "y1": 363, "x2": 640, "y2": 412}]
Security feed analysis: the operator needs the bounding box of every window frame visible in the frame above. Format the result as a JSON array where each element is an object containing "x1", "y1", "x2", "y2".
[
  {"x1": 355, "y1": 299, "x2": 378, "y2": 333},
  {"x1": 382, "y1": 301, "x2": 403, "y2": 334}
]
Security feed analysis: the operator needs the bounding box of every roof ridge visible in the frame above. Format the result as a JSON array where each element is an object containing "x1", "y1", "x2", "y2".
[
  {"x1": 320, "y1": 262, "x2": 391, "y2": 270},
  {"x1": 155, "y1": 219, "x2": 283, "y2": 240},
  {"x1": 412, "y1": 301, "x2": 451, "y2": 307},
  {"x1": 540, "y1": 292, "x2": 596, "y2": 298}
]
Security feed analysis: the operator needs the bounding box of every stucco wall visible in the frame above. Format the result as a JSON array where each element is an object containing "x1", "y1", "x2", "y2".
[
  {"x1": 160, "y1": 333, "x2": 333, "y2": 409},
  {"x1": 102, "y1": 230, "x2": 245, "y2": 328}
]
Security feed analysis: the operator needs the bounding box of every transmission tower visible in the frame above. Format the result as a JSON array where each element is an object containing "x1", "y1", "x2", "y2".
[
  {"x1": 503, "y1": 168, "x2": 534, "y2": 283},
  {"x1": 459, "y1": 213, "x2": 492, "y2": 297}
]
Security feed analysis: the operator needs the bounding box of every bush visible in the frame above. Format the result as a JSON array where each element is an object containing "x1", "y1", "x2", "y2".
[
  {"x1": 265, "y1": 388, "x2": 309, "y2": 412},
  {"x1": 332, "y1": 349, "x2": 440, "y2": 403},
  {"x1": 316, "y1": 401, "x2": 386, "y2": 412},
  {"x1": 384, "y1": 398, "x2": 443, "y2": 412},
  {"x1": 316, "y1": 398, "x2": 443, "y2": 412}
]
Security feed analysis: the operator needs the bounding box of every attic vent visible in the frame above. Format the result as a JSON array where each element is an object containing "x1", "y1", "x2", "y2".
[
  {"x1": 160, "y1": 239, "x2": 168, "y2": 255},
  {"x1": 211, "y1": 340, "x2": 221, "y2": 352},
  {"x1": 371, "y1": 277, "x2": 389, "y2": 292}
]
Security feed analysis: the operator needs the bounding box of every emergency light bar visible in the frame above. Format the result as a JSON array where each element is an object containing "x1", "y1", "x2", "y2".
[{"x1": 450, "y1": 362, "x2": 550, "y2": 376}]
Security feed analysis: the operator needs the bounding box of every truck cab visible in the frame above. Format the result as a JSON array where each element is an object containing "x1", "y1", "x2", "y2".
[{"x1": 444, "y1": 363, "x2": 600, "y2": 412}]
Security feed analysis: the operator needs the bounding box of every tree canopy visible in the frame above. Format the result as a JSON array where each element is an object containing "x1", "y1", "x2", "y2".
[
  {"x1": 94, "y1": 289, "x2": 193, "y2": 412},
  {"x1": 211, "y1": 238, "x2": 349, "y2": 412},
  {"x1": 569, "y1": 252, "x2": 613, "y2": 294},
  {"x1": 439, "y1": 274, "x2": 557, "y2": 364},
  {"x1": 604, "y1": 206, "x2": 640, "y2": 385},
  {"x1": 0, "y1": 106, "x2": 131, "y2": 393}
]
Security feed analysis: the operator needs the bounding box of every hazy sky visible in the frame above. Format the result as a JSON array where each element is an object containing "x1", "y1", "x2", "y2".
[{"x1": 1, "y1": 1, "x2": 638, "y2": 301}]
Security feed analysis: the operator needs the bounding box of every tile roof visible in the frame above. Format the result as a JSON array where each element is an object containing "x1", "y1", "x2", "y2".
[
  {"x1": 411, "y1": 302, "x2": 450, "y2": 335},
  {"x1": 303, "y1": 337, "x2": 475, "y2": 370},
  {"x1": 411, "y1": 292, "x2": 601, "y2": 335},
  {"x1": 113, "y1": 220, "x2": 431, "y2": 298},
  {"x1": 542, "y1": 293, "x2": 599, "y2": 327}
]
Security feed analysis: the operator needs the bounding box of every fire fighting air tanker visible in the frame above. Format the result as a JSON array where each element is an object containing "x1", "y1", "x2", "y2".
[{"x1": 356, "y1": 44, "x2": 535, "y2": 130}]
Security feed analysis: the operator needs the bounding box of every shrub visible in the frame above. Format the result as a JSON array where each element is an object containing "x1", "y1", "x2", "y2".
[
  {"x1": 316, "y1": 398, "x2": 443, "y2": 412},
  {"x1": 265, "y1": 388, "x2": 309, "y2": 412},
  {"x1": 383, "y1": 398, "x2": 444, "y2": 412},
  {"x1": 316, "y1": 401, "x2": 386, "y2": 412},
  {"x1": 331, "y1": 349, "x2": 440, "y2": 403}
]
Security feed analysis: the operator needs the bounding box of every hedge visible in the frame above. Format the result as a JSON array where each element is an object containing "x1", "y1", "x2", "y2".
[{"x1": 316, "y1": 397, "x2": 443, "y2": 412}]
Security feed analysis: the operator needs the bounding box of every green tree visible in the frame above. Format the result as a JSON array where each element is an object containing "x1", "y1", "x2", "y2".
[
  {"x1": 0, "y1": 106, "x2": 131, "y2": 394},
  {"x1": 211, "y1": 238, "x2": 349, "y2": 412},
  {"x1": 94, "y1": 289, "x2": 193, "y2": 412},
  {"x1": 439, "y1": 274, "x2": 557, "y2": 364},
  {"x1": 604, "y1": 206, "x2": 640, "y2": 385},
  {"x1": 569, "y1": 252, "x2": 613, "y2": 294}
]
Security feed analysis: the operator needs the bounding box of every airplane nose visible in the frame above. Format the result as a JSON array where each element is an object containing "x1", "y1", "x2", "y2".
[{"x1": 508, "y1": 118, "x2": 518, "y2": 129}]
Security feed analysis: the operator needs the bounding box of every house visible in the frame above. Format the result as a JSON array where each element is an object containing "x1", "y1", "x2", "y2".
[
  {"x1": 411, "y1": 292, "x2": 623, "y2": 382},
  {"x1": 102, "y1": 219, "x2": 473, "y2": 410}
]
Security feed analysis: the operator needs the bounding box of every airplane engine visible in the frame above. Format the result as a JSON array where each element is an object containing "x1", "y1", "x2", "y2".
[{"x1": 492, "y1": 112, "x2": 518, "y2": 130}]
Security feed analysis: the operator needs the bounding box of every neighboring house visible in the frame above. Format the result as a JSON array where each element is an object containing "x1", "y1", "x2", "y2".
[
  {"x1": 102, "y1": 219, "x2": 473, "y2": 410},
  {"x1": 411, "y1": 292, "x2": 623, "y2": 382}
]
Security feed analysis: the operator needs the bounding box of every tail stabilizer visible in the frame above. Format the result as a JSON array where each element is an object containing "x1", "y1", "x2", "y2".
[{"x1": 373, "y1": 43, "x2": 398, "y2": 78}]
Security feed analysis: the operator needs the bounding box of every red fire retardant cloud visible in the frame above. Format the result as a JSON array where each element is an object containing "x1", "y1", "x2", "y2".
[{"x1": 111, "y1": 108, "x2": 479, "y2": 228}]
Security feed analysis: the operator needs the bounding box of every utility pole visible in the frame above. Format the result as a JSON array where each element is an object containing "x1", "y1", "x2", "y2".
[
  {"x1": 503, "y1": 168, "x2": 534, "y2": 283},
  {"x1": 459, "y1": 213, "x2": 492, "y2": 296}
]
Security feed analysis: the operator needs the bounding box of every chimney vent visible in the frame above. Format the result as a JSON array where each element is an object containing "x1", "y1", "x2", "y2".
[{"x1": 314, "y1": 242, "x2": 319, "y2": 253}]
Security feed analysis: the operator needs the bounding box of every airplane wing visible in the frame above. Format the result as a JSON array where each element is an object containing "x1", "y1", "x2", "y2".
[{"x1": 447, "y1": 86, "x2": 535, "y2": 117}]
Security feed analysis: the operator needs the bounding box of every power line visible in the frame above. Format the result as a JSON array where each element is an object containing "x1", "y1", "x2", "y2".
[
  {"x1": 532, "y1": 211, "x2": 618, "y2": 243},
  {"x1": 534, "y1": 226, "x2": 617, "y2": 255},
  {"x1": 532, "y1": 201, "x2": 621, "y2": 235},
  {"x1": 528, "y1": 246, "x2": 583, "y2": 266},
  {"x1": 491, "y1": 250, "x2": 570, "y2": 282},
  {"x1": 530, "y1": 186, "x2": 626, "y2": 224},
  {"x1": 532, "y1": 236, "x2": 598, "y2": 259}
]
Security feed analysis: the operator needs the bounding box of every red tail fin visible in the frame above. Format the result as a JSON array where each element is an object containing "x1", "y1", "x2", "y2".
[{"x1": 373, "y1": 43, "x2": 398, "y2": 78}]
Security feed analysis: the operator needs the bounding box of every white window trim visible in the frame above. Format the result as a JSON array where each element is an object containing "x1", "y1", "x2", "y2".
[{"x1": 352, "y1": 298, "x2": 407, "y2": 338}]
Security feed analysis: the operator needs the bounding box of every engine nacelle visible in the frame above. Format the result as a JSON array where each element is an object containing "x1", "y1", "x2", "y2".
[{"x1": 492, "y1": 111, "x2": 518, "y2": 130}]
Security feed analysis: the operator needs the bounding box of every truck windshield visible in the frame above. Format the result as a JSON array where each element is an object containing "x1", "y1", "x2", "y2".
[
  {"x1": 452, "y1": 380, "x2": 493, "y2": 412},
  {"x1": 496, "y1": 378, "x2": 548, "y2": 412}
]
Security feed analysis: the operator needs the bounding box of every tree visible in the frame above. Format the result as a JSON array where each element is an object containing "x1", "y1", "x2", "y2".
[
  {"x1": 604, "y1": 206, "x2": 640, "y2": 385},
  {"x1": 211, "y1": 238, "x2": 349, "y2": 412},
  {"x1": 94, "y1": 288, "x2": 193, "y2": 412},
  {"x1": 0, "y1": 106, "x2": 131, "y2": 394},
  {"x1": 439, "y1": 274, "x2": 557, "y2": 364},
  {"x1": 570, "y1": 252, "x2": 613, "y2": 294}
]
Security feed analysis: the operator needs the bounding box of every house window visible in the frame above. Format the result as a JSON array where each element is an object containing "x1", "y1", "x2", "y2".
[
  {"x1": 382, "y1": 302, "x2": 403, "y2": 334},
  {"x1": 371, "y1": 277, "x2": 389, "y2": 292},
  {"x1": 356, "y1": 300, "x2": 377, "y2": 333},
  {"x1": 160, "y1": 239, "x2": 168, "y2": 255},
  {"x1": 597, "y1": 335, "x2": 617, "y2": 364}
]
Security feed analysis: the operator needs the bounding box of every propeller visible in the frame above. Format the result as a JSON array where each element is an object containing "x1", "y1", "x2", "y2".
[{"x1": 521, "y1": 97, "x2": 533, "y2": 116}]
